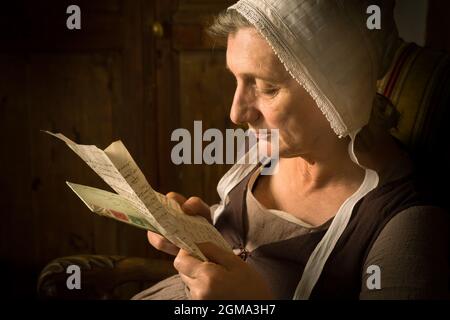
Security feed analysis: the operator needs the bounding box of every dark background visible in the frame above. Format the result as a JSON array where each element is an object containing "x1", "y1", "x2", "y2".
[{"x1": 0, "y1": 0, "x2": 449, "y2": 299}]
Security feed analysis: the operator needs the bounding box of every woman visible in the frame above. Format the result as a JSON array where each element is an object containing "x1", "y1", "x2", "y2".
[{"x1": 134, "y1": 0, "x2": 448, "y2": 299}]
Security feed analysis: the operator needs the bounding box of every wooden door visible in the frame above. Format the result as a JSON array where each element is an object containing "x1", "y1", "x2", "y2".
[
  {"x1": 154, "y1": 0, "x2": 237, "y2": 205},
  {"x1": 0, "y1": 0, "x2": 237, "y2": 298},
  {"x1": 0, "y1": 0, "x2": 160, "y2": 297}
]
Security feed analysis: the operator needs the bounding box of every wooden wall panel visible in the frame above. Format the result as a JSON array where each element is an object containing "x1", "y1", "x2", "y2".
[
  {"x1": 0, "y1": 0, "x2": 240, "y2": 298},
  {"x1": 0, "y1": 54, "x2": 35, "y2": 298},
  {"x1": 27, "y1": 53, "x2": 117, "y2": 265},
  {"x1": 0, "y1": 0, "x2": 163, "y2": 298},
  {"x1": 155, "y1": 0, "x2": 237, "y2": 205},
  {"x1": 178, "y1": 51, "x2": 235, "y2": 203}
]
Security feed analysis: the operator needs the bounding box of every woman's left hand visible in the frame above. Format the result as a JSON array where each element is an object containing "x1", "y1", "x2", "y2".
[{"x1": 174, "y1": 242, "x2": 274, "y2": 300}]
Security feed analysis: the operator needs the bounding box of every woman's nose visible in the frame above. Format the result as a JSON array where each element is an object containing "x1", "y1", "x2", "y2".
[{"x1": 229, "y1": 85, "x2": 260, "y2": 125}]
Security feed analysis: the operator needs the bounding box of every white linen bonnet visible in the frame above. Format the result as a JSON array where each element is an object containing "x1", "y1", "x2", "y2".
[{"x1": 228, "y1": 0, "x2": 398, "y2": 138}]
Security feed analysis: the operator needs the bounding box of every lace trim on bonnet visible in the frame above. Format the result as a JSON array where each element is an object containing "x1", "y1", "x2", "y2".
[{"x1": 229, "y1": 1, "x2": 348, "y2": 137}]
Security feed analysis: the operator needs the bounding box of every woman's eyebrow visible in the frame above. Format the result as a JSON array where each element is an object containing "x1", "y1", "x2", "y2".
[{"x1": 225, "y1": 65, "x2": 287, "y2": 83}]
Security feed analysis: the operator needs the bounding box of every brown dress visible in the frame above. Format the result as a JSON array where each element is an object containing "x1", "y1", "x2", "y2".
[{"x1": 132, "y1": 165, "x2": 448, "y2": 300}]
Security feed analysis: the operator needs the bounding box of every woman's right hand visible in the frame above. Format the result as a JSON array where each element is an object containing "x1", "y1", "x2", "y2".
[{"x1": 146, "y1": 192, "x2": 212, "y2": 256}]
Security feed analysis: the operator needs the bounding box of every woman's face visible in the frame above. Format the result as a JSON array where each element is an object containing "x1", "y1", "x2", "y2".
[{"x1": 226, "y1": 28, "x2": 336, "y2": 158}]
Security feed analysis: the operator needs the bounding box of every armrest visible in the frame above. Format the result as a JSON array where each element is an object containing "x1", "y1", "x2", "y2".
[{"x1": 37, "y1": 255, "x2": 177, "y2": 300}]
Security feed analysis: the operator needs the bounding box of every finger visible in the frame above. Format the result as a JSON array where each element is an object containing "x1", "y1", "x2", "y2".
[
  {"x1": 179, "y1": 272, "x2": 195, "y2": 287},
  {"x1": 181, "y1": 197, "x2": 212, "y2": 222},
  {"x1": 197, "y1": 242, "x2": 240, "y2": 269},
  {"x1": 173, "y1": 249, "x2": 204, "y2": 278},
  {"x1": 179, "y1": 261, "x2": 224, "y2": 300},
  {"x1": 178, "y1": 273, "x2": 198, "y2": 300},
  {"x1": 147, "y1": 231, "x2": 179, "y2": 256},
  {"x1": 166, "y1": 192, "x2": 187, "y2": 206}
]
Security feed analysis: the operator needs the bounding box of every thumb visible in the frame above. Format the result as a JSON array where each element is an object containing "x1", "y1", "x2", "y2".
[
  {"x1": 196, "y1": 242, "x2": 239, "y2": 269},
  {"x1": 166, "y1": 192, "x2": 187, "y2": 206},
  {"x1": 181, "y1": 197, "x2": 212, "y2": 222}
]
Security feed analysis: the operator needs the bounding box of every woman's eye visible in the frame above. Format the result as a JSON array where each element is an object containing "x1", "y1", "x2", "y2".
[{"x1": 258, "y1": 87, "x2": 279, "y2": 97}]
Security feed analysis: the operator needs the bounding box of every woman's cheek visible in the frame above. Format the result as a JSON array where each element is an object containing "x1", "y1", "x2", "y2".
[{"x1": 280, "y1": 125, "x2": 306, "y2": 151}]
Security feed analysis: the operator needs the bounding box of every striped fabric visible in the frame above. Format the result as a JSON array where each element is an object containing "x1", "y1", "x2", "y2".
[{"x1": 377, "y1": 41, "x2": 450, "y2": 207}]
